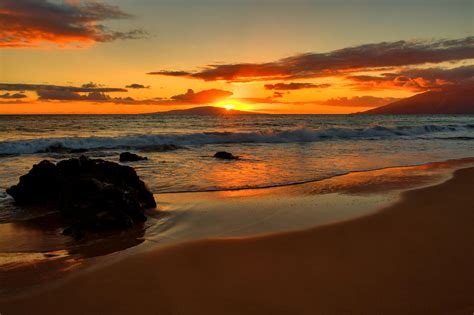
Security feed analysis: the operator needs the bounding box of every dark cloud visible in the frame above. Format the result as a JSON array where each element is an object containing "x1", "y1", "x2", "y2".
[
  {"x1": 81, "y1": 82, "x2": 99, "y2": 89},
  {"x1": 0, "y1": 92, "x2": 27, "y2": 99},
  {"x1": 125, "y1": 83, "x2": 150, "y2": 89},
  {"x1": 149, "y1": 37, "x2": 474, "y2": 82},
  {"x1": 0, "y1": 0, "x2": 146, "y2": 48},
  {"x1": 319, "y1": 96, "x2": 402, "y2": 107},
  {"x1": 0, "y1": 83, "x2": 127, "y2": 93},
  {"x1": 37, "y1": 90, "x2": 112, "y2": 101},
  {"x1": 264, "y1": 82, "x2": 331, "y2": 90},
  {"x1": 21, "y1": 84, "x2": 234, "y2": 106},
  {"x1": 170, "y1": 89, "x2": 233, "y2": 104},
  {"x1": 272, "y1": 92, "x2": 285, "y2": 98},
  {"x1": 348, "y1": 65, "x2": 474, "y2": 91},
  {"x1": 150, "y1": 71, "x2": 191, "y2": 77}
]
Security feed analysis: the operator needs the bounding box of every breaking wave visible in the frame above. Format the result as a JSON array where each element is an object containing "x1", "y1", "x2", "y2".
[{"x1": 1, "y1": 124, "x2": 473, "y2": 155}]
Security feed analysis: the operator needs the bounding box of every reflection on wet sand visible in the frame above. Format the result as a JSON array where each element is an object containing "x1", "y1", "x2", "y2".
[
  {"x1": 0, "y1": 212, "x2": 154, "y2": 296},
  {"x1": 146, "y1": 157, "x2": 474, "y2": 244},
  {"x1": 1, "y1": 157, "x2": 474, "y2": 297}
]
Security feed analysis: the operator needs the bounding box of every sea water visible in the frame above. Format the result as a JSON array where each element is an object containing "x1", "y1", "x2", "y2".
[{"x1": 1, "y1": 113, "x2": 474, "y2": 221}]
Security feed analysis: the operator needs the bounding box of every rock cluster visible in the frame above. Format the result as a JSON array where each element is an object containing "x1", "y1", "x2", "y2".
[{"x1": 7, "y1": 156, "x2": 156, "y2": 239}]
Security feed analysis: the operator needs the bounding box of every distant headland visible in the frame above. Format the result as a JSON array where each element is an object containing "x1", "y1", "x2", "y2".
[
  {"x1": 152, "y1": 106, "x2": 265, "y2": 115},
  {"x1": 362, "y1": 85, "x2": 474, "y2": 115}
]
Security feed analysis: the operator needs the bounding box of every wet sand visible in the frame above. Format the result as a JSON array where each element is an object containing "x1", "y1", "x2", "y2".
[{"x1": 1, "y1": 166, "x2": 473, "y2": 314}]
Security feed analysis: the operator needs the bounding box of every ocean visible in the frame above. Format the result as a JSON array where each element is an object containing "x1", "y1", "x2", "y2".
[{"x1": 1, "y1": 114, "x2": 474, "y2": 199}]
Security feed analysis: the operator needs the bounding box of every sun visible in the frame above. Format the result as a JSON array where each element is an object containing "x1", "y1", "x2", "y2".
[{"x1": 216, "y1": 100, "x2": 252, "y2": 112}]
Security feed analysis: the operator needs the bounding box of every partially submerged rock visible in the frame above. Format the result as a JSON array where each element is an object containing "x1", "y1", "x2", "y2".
[
  {"x1": 214, "y1": 151, "x2": 239, "y2": 160},
  {"x1": 7, "y1": 156, "x2": 156, "y2": 238},
  {"x1": 69, "y1": 148, "x2": 89, "y2": 154},
  {"x1": 119, "y1": 152, "x2": 148, "y2": 162},
  {"x1": 140, "y1": 144, "x2": 182, "y2": 152}
]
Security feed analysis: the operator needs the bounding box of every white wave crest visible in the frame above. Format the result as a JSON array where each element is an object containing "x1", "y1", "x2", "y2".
[{"x1": 0, "y1": 124, "x2": 472, "y2": 155}]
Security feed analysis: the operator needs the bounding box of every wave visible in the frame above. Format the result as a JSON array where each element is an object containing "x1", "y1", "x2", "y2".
[{"x1": 1, "y1": 124, "x2": 473, "y2": 155}]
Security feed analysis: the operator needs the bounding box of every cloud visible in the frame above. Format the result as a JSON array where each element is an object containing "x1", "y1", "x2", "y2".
[
  {"x1": 4, "y1": 82, "x2": 234, "y2": 106},
  {"x1": 0, "y1": 92, "x2": 27, "y2": 99},
  {"x1": 81, "y1": 82, "x2": 99, "y2": 89},
  {"x1": 318, "y1": 96, "x2": 402, "y2": 107},
  {"x1": 125, "y1": 83, "x2": 150, "y2": 89},
  {"x1": 0, "y1": 0, "x2": 146, "y2": 48},
  {"x1": 0, "y1": 83, "x2": 127, "y2": 93},
  {"x1": 36, "y1": 89, "x2": 156, "y2": 103},
  {"x1": 264, "y1": 82, "x2": 331, "y2": 90},
  {"x1": 170, "y1": 89, "x2": 233, "y2": 104},
  {"x1": 37, "y1": 90, "x2": 112, "y2": 101},
  {"x1": 153, "y1": 71, "x2": 191, "y2": 77},
  {"x1": 37, "y1": 88, "x2": 234, "y2": 105},
  {"x1": 0, "y1": 82, "x2": 130, "y2": 102},
  {"x1": 348, "y1": 65, "x2": 474, "y2": 91},
  {"x1": 149, "y1": 37, "x2": 474, "y2": 82}
]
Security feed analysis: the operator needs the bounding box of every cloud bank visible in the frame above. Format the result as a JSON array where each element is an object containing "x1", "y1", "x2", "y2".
[
  {"x1": 125, "y1": 83, "x2": 150, "y2": 89},
  {"x1": 0, "y1": 92, "x2": 27, "y2": 99},
  {"x1": 149, "y1": 37, "x2": 474, "y2": 88},
  {"x1": 0, "y1": 82, "x2": 234, "y2": 106},
  {"x1": 348, "y1": 65, "x2": 474, "y2": 91},
  {"x1": 0, "y1": 83, "x2": 127, "y2": 93},
  {"x1": 264, "y1": 82, "x2": 331, "y2": 90},
  {"x1": 0, "y1": 0, "x2": 146, "y2": 48},
  {"x1": 170, "y1": 89, "x2": 233, "y2": 104}
]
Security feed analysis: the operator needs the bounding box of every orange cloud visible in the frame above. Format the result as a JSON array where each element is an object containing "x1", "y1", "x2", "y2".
[
  {"x1": 149, "y1": 37, "x2": 474, "y2": 83},
  {"x1": 0, "y1": 92, "x2": 27, "y2": 99},
  {"x1": 264, "y1": 82, "x2": 331, "y2": 90},
  {"x1": 0, "y1": 82, "x2": 234, "y2": 106},
  {"x1": 0, "y1": 0, "x2": 145, "y2": 48},
  {"x1": 348, "y1": 65, "x2": 474, "y2": 92},
  {"x1": 0, "y1": 83, "x2": 127, "y2": 93},
  {"x1": 170, "y1": 89, "x2": 233, "y2": 104}
]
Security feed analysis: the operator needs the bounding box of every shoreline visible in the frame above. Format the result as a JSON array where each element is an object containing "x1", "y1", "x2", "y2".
[
  {"x1": 155, "y1": 156, "x2": 474, "y2": 194},
  {"x1": 1, "y1": 165, "x2": 474, "y2": 314}
]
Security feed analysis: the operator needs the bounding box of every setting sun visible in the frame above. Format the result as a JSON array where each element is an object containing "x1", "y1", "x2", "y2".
[{"x1": 216, "y1": 100, "x2": 254, "y2": 112}]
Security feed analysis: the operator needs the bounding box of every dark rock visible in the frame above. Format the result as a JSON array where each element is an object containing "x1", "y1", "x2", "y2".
[
  {"x1": 214, "y1": 151, "x2": 239, "y2": 160},
  {"x1": 6, "y1": 160, "x2": 61, "y2": 205},
  {"x1": 7, "y1": 156, "x2": 156, "y2": 238},
  {"x1": 69, "y1": 148, "x2": 89, "y2": 154},
  {"x1": 62, "y1": 224, "x2": 85, "y2": 240},
  {"x1": 119, "y1": 152, "x2": 148, "y2": 162}
]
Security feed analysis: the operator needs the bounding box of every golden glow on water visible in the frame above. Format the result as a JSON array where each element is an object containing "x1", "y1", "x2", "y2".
[{"x1": 1, "y1": 158, "x2": 473, "y2": 294}]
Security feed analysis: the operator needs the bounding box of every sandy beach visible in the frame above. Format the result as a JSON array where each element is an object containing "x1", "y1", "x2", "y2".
[
  {"x1": 1, "y1": 165, "x2": 473, "y2": 314},
  {"x1": 2, "y1": 2, "x2": 474, "y2": 313}
]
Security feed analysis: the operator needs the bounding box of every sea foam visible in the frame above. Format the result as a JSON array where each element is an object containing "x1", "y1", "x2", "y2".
[{"x1": 0, "y1": 124, "x2": 472, "y2": 155}]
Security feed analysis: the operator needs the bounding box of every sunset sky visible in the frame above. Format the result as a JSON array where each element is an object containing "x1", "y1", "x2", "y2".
[{"x1": 0, "y1": 0, "x2": 473, "y2": 114}]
